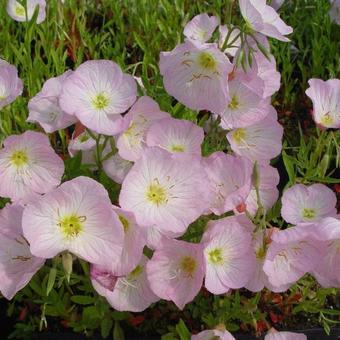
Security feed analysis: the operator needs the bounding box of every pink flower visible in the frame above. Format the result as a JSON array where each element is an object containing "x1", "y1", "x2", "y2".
[
  {"x1": 22, "y1": 176, "x2": 124, "y2": 271},
  {"x1": 234, "y1": 45, "x2": 281, "y2": 99},
  {"x1": 183, "y1": 14, "x2": 220, "y2": 45},
  {"x1": 239, "y1": 0, "x2": 293, "y2": 42},
  {"x1": 119, "y1": 147, "x2": 211, "y2": 235},
  {"x1": 202, "y1": 216, "x2": 255, "y2": 294},
  {"x1": 0, "y1": 131, "x2": 64, "y2": 203},
  {"x1": 204, "y1": 152, "x2": 252, "y2": 215},
  {"x1": 146, "y1": 239, "x2": 205, "y2": 310},
  {"x1": 245, "y1": 163, "x2": 280, "y2": 215},
  {"x1": 59, "y1": 60, "x2": 137, "y2": 135},
  {"x1": 265, "y1": 330, "x2": 307, "y2": 340},
  {"x1": 160, "y1": 41, "x2": 232, "y2": 113},
  {"x1": 263, "y1": 226, "x2": 322, "y2": 287},
  {"x1": 0, "y1": 59, "x2": 23, "y2": 110},
  {"x1": 103, "y1": 153, "x2": 133, "y2": 184},
  {"x1": 146, "y1": 117, "x2": 204, "y2": 155},
  {"x1": 192, "y1": 329, "x2": 235, "y2": 340},
  {"x1": 310, "y1": 217, "x2": 340, "y2": 287},
  {"x1": 0, "y1": 204, "x2": 45, "y2": 300},
  {"x1": 7, "y1": 0, "x2": 46, "y2": 24},
  {"x1": 92, "y1": 256, "x2": 159, "y2": 312},
  {"x1": 245, "y1": 230, "x2": 290, "y2": 292},
  {"x1": 111, "y1": 206, "x2": 146, "y2": 275},
  {"x1": 227, "y1": 109, "x2": 283, "y2": 162},
  {"x1": 68, "y1": 130, "x2": 97, "y2": 165},
  {"x1": 218, "y1": 79, "x2": 270, "y2": 129},
  {"x1": 305, "y1": 78, "x2": 340, "y2": 128},
  {"x1": 281, "y1": 184, "x2": 337, "y2": 224},
  {"x1": 28, "y1": 71, "x2": 77, "y2": 133},
  {"x1": 116, "y1": 96, "x2": 170, "y2": 161}
]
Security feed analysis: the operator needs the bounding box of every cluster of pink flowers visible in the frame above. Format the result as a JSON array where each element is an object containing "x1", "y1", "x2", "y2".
[{"x1": 0, "y1": 0, "x2": 339, "y2": 337}]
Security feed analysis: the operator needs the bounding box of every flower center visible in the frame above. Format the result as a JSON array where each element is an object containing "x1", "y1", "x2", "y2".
[
  {"x1": 208, "y1": 248, "x2": 224, "y2": 264},
  {"x1": 320, "y1": 115, "x2": 333, "y2": 126},
  {"x1": 58, "y1": 215, "x2": 85, "y2": 238},
  {"x1": 11, "y1": 150, "x2": 28, "y2": 168},
  {"x1": 118, "y1": 215, "x2": 129, "y2": 233},
  {"x1": 180, "y1": 256, "x2": 196, "y2": 276},
  {"x1": 233, "y1": 128, "x2": 246, "y2": 144},
  {"x1": 92, "y1": 93, "x2": 109, "y2": 110},
  {"x1": 146, "y1": 182, "x2": 167, "y2": 206},
  {"x1": 127, "y1": 265, "x2": 143, "y2": 280},
  {"x1": 228, "y1": 95, "x2": 239, "y2": 109},
  {"x1": 302, "y1": 208, "x2": 316, "y2": 219},
  {"x1": 197, "y1": 52, "x2": 216, "y2": 71},
  {"x1": 170, "y1": 144, "x2": 185, "y2": 153},
  {"x1": 15, "y1": 4, "x2": 25, "y2": 17}
]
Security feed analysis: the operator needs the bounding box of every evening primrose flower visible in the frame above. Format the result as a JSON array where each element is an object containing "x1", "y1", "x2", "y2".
[
  {"x1": 111, "y1": 206, "x2": 146, "y2": 275},
  {"x1": 239, "y1": 0, "x2": 293, "y2": 42},
  {"x1": 146, "y1": 117, "x2": 204, "y2": 155},
  {"x1": 202, "y1": 216, "x2": 255, "y2": 294},
  {"x1": 204, "y1": 152, "x2": 252, "y2": 215},
  {"x1": 227, "y1": 109, "x2": 283, "y2": 162},
  {"x1": 305, "y1": 78, "x2": 340, "y2": 129},
  {"x1": 281, "y1": 184, "x2": 337, "y2": 224},
  {"x1": 146, "y1": 239, "x2": 205, "y2": 310},
  {"x1": 0, "y1": 204, "x2": 45, "y2": 300},
  {"x1": 183, "y1": 13, "x2": 220, "y2": 45},
  {"x1": 0, "y1": 59, "x2": 23, "y2": 110},
  {"x1": 7, "y1": 0, "x2": 46, "y2": 24},
  {"x1": 103, "y1": 153, "x2": 133, "y2": 184},
  {"x1": 160, "y1": 40, "x2": 232, "y2": 113},
  {"x1": 119, "y1": 147, "x2": 211, "y2": 235},
  {"x1": 192, "y1": 329, "x2": 236, "y2": 340},
  {"x1": 22, "y1": 176, "x2": 124, "y2": 270},
  {"x1": 329, "y1": 0, "x2": 340, "y2": 25},
  {"x1": 0, "y1": 131, "x2": 64, "y2": 203},
  {"x1": 59, "y1": 60, "x2": 137, "y2": 135},
  {"x1": 265, "y1": 330, "x2": 307, "y2": 340},
  {"x1": 116, "y1": 96, "x2": 170, "y2": 162},
  {"x1": 28, "y1": 70, "x2": 77, "y2": 133},
  {"x1": 218, "y1": 79, "x2": 270, "y2": 129},
  {"x1": 92, "y1": 256, "x2": 159, "y2": 312},
  {"x1": 263, "y1": 226, "x2": 322, "y2": 287}
]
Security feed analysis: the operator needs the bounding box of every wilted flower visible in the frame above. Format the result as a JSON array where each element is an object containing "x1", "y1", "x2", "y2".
[
  {"x1": 103, "y1": 153, "x2": 133, "y2": 184},
  {"x1": 192, "y1": 329, "x2": 236, "y2": 340}
]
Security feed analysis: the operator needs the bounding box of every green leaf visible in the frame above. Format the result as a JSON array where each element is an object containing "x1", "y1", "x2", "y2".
[
  {"x1": 71, "y1": 295, "x2": 95, "y2": 305},
  {"x1": 282, "y1": 150, "x2": 296, "y2": 184},
  {"x1": 113, "y1": 321, "x2": 124, "y2": 340},
  {"x1": 101, "y1": 318, "x2": 113, "y2": 339},
  {"x1": 175, "y1": 319, "x2": 190, "y2": 340},
  {"x1": 46, "y1": 267, "x2": 57, "y2": 297}
]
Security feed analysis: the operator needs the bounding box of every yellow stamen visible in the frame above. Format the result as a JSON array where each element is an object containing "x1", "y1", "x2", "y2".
[
  {"x1": 92, "y1": 93, "x2": 109, "y2": 110},
  {"x1": 302, "y1": 208, "x2": 316, "y2": 219},
  {"x1": 208, "y1": 248, "x2": 223, "y2": 264},
  {"x1": 119, "y1": 215, "x2": 129, "y2": 233},
  {"x1": 11, "y1": 150, "x2": 28, "y2": 168},
  {"x1": 146, "y1": 182, "x2": 167, "y2": 206},
  {"x1": 233, "y1": 128, "x2": 246, "y2": 144},
  {"x1": 59, "y1": 215, "x2": 85, "y2": 238},
  {"x1": 197, "y1": 52, "x2": 216, "y2": 71},
  {"x1": 180, "y1": 256, "x2": 196, "y2": 276},
  {"x1": 170, "y1": 144, "x2": 185, "y2": 153}
]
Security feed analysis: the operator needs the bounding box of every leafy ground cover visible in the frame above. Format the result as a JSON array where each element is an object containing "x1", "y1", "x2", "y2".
[{"x1": 0, "y1": 0, "x2": 339, "y2": 339}]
